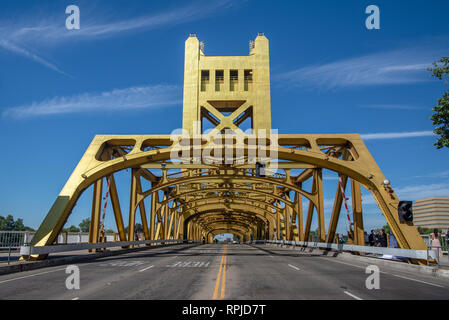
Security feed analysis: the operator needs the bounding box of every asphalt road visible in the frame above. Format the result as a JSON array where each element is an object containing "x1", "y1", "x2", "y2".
[{"x1": 1, "y1": 243, "x2": 449, "y2": 300}]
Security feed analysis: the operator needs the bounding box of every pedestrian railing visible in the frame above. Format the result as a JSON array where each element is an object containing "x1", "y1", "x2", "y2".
[
  {"x1": 0, "y1": 231, "x2": 34, "y2": 249},
  {"x1": 253, "y1": 240, "x2": 437, "y2": 261},
  {"x1": 20, "y1": 239, "x2": 198, "y2": 256},
  {"x1": 0, "y1": 231, "x2": 118, "y2": 249}
]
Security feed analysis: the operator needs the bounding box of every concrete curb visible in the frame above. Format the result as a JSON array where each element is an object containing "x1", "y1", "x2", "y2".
[
  {"x1": 259, "y1": 243, "x2": 449, "y2": 280},
  {"x1": 0, "y1": 243, "x2": 200, "y2": 276}
]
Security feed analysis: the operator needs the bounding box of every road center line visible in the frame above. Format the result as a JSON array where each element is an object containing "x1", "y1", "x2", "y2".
[
  {"x1": 288, "y1": 264, "x2": 300, "y2": 271},
  {"x1": 221, "y1": 255, "x2": 227, "y2": 299},
  {"x1": 139, "y1": 265, "x2": 154, "y2": 272},
  {"x1": 213, "y1": 245, "x2": 227, "y2": 300},
  {"x1": 344, "y1": 291, "x2": 363, "y2": 300}
]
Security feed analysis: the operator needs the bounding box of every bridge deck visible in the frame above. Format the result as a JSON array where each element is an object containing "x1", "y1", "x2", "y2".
[{"x1": 1, "y1": 244, "x2": 449, "y2": 300}]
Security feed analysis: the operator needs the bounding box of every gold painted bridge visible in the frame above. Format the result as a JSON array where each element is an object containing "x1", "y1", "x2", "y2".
[{"x1": 25, "y1": 33, "x2": 427, "y2": 261}]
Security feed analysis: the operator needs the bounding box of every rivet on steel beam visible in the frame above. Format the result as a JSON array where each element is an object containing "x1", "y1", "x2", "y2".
[
  {"x1": 122, "y1": 155, "x2": 127, "y2": 161},
  {"x1": 368, "y1": 174, "x2": 374, "y2": 179},
  {"x1": 81, "y1": 174, "x2": 87, "y2": 179}
]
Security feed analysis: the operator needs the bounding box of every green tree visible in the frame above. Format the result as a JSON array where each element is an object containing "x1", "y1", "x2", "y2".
[
  {"x1": 0, "y1": 215, "x2": 15, "y2": 231},
  {"x1": 79, "y1": 218, "x2": 91, "y2": 232},
  {"x1": 429, "y1": 57, "x2": 449, "y2": 149},
  {"x1": 63, "y1": 225, "x2": 81, "y2": 233},
  {"x1": 0, "y1": 215, "x2": 34, "y2": 231}
]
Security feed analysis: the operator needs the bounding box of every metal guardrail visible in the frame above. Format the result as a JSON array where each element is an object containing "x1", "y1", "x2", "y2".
[
  {"x1": 0, "y1": 231, "x2": 118, "y2": 249},
  {"x1": 256, "y1": 240, "x2": 437, "y2": 261},
  {"x1": 0, "y1": 231, "x2": 33, "y2": 249},
  {"x1": 20, "y1": 239, "x2": 197, "y2": 256}
]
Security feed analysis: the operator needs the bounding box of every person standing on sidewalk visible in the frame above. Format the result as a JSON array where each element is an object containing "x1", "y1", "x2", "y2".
[{"x1": 431, "y1": 229, "x2": 443, "y2": 263}]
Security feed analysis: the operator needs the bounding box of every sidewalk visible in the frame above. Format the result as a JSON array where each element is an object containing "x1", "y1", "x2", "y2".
[{"x1": 0, "y1": 243, "x2": 196, "y2": 276}]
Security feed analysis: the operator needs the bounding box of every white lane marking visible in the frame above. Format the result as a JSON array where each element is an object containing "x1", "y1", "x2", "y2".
[
  {"x1": 389, "y1": 273, "x2": 444, "y2": 288},
  {"x1": 344, "y1": 291, "x2": 363, "y2": 300},
  {"x1": 288, "y1": 264, "x2": 300, "y2": 271},
  {"x1": 326, "y1": 259, "x2": 365, "y2": 269},
  {"x1": 326, "y1": 258, "x2": 445, "y2": 288},
  {"x1": 269, "y1": 255, "x2": 274, "y2": 258},
  {"x1": 72, "y1": 297, "x2": 79, "y2": 300},
  {"x1": 139, "y1": 265, "x2": 154, "y2": 272},
  {"x1": 99, "y1": 261, "x2": 146, "y2": 267},
  {"x1": 166, "y1": 261, "x2": 211, "y2": 268},
  {"x1": 0, "y1": 267, "x2": 67, "y2": 285}
]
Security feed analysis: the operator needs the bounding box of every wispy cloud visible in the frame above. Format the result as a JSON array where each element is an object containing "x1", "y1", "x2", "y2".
[
  {"x1": 6, "y1": 0, "x2": 237, "y2": 44},
  {"x1": 0, "y1": 39, "x2": 72, "y2": 77},
  {"x1": 276, "y1": 48, "x2": 441, "y2": 89},
  {"x1": 395, "y1": 183, "x2": 449, "y2": 201},
  {"x1": 0, "y1": 0, "x2": 238, "y2": 74},
  {"x1": 414, "y1": 170, "x2": 449, "y2": 179},
  {"x1": 360, "y1": 131, "x2": 435, "y2": 140},
  {"x1": 2, "y1": 85, "x2": 181, "y2": 119}
]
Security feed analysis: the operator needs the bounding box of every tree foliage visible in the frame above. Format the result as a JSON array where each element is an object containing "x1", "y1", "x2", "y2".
[
  {"x1": 0, "y1": 215, "x2": 34, "y2": 231},
  {"x1": 78, "y1": 218, "x2": 91, "y2": 233},
  {"x1": 429, "y1": 57, "x2": 449, "y2": 149},
  {"x1": 62, "y1": 225, "x2": 81, "y2": 233}
]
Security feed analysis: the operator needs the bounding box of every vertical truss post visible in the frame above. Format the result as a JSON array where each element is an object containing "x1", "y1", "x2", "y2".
[
  {"x1": 280, "y1": 208, "x2": 287, "y2": 240},
  {"x1": 128, "y1": 169, "x2": 138, "y2": 245},
  {"x1": 294, "y1": 190, "x2": 302, "y2": 241},
  {"x1": 150, "y1": 191, "x2": 157, "y2": 241},
  {"x1": 315, "y1": 169, "x2": 325, "y2": 242},
  {"x1": 167, "y1": 209, "x2": 175, "y2": 239},
  {"x1": 304, "y1": 174, "x2": 316, "y2": 242},
  {"x1": 276, "y1": 204, "x2": 281, "y2": 240},
  {"x1": 164, "y1": 202, "x2": 169, "y2": 239},
  {"x1": 173, "y1": 209, "x2": 178, "y2": 239},
  {"x1": 326, "y1": 175, "x2": 348, "y2": 243},
  {"x1": 284, "y1": 200, "x2": 291, "y2": 240},
  {"x1": 135, "y1": 175, "x2": 150, "y2": 241},
  {"x1": 89, "y1": 178, "x2": 103, "y2": 250},
  {"x1": 109, "y1": 175, "x2": 126, "y2": 241},
  {"x1": 177, "y1": 214, "x2": 184, "y2": 240},
  {"x1": 351, "y1": 179, "x2": 365, "y2": 246}
]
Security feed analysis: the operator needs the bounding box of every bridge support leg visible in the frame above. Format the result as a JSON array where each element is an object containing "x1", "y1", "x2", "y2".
[
  {"x1": 351, "y1": 179, "x2": 365, "y2": 246},
  {"x1": 109, "y1": 175, "x2": 126, "y2": 241},
  {"x1": 315, "y1": 169, "x2": 325, "y2": 242},
  {"x1": 326, "y1": 175, "x2": 348, "y2": 243},
  {"x1": 135, "y1": 174, "x2": 150, "y2": 241},
  {"x1": 89, "y1": 179, "x2": 103, "y2": 252}
]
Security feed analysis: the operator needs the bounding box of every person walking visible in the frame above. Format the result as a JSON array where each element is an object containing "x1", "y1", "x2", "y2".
[
  {"x1": 368, "y1": 230, "x2": 376, "y2": 246},
  {"x1": 376, "y1": 229, "x2": 388, "y2": 247},
  {"x1": 431, "y1": 229, "x2": 443, "y2": 262}
]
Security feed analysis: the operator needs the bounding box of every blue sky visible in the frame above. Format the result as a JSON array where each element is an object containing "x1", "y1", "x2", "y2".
[{"x1": 0, "y1": 0, "x2": 448, "y2": 235}]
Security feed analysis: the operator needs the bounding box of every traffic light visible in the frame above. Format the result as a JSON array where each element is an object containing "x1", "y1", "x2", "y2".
[
  {"x1": 398, "y1": 201, "x2": 413, "y2": 222},
  {"x1": 255, "y1": 162, "x2": 266, "y2": 177}
]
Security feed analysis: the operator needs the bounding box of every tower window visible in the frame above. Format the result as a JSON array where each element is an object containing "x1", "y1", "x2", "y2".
[
  {"x1": 244, "y1": 70, "x2": 253, "y2": 91},
  {"x1": 201, "y1": 70, "x2": 209, "y2": 91},
  {"x1": 230, "y1": 70, "x2": 238, "y2": 91},
  {"x1": 215, "y1": 70, "x2": 224, "y2": 91}
]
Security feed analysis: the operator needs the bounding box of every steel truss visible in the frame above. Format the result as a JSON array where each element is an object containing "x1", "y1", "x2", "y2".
[{"x1": 24, "y1": 134, "x2": 427, "y2": 261}]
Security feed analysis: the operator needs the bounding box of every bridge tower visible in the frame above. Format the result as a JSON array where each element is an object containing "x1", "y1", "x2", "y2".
[{"x1": 182, "y1": 33, "x2": 271, "y2": 135}]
